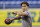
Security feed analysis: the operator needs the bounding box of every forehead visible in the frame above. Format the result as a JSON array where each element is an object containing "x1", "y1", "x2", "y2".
[{"x1": 22, "y1": 4, "x2": 27, "y2": 6}]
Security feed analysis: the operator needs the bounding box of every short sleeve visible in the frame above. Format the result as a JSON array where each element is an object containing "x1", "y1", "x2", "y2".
[{"x1": 24, "y1": 11, "x2": 31, "y2": 17}]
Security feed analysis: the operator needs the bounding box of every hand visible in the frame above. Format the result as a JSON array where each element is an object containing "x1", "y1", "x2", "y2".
[
  {"x1": 17, "y1": 12, "x2": 22, "y2": 16},
  {"x1": 12, "y1": 11, "x2": 17, "y2": 14}
]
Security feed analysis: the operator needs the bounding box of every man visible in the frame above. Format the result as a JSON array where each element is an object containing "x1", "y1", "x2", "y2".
[{"x1": 5, "y1": 1, "x2": 32, "y2": 27}]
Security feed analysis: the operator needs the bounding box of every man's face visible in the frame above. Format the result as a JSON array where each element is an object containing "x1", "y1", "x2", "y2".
[{"x1": 21, "y1": 4, "x2": 28, "y2": 11}]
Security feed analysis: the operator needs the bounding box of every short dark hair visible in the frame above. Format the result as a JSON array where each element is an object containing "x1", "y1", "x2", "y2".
[{"x1": 21, "y1": 1, "x2": 29, "y2": 6}]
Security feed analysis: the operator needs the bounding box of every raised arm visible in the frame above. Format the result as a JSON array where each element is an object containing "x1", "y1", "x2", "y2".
[
  {"x1": 5, "y1": 15, "x2": 21, "y2": 25},
  {"x1": 10, "y1": 15, "x2": 21, "y2": 21},
  {"x1": 12, "y1": 11, "x2": 27, "y2": 16}
]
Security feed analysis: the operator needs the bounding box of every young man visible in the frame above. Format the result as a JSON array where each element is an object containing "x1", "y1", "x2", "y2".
[{"x1": 5, "y1": 1, "x2": 32, "y2": 27}]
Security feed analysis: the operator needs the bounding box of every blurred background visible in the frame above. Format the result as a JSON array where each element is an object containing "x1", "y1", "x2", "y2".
[{"x1": 0, "y1": 0, "x2": 40, "y2": 27}]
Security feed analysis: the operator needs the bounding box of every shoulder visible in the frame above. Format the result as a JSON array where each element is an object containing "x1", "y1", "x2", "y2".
[{"x1": 25, "y1": 11, "x2": 31, "y2": 14}]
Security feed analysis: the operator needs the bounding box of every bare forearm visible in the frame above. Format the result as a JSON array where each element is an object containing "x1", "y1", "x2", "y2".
[
  {"x1": 13, "y1": 16, "x2": 21, "y2": 20},
  {"x1": 14, "y1": 17, "x2": 21, "y2": 20},
  {"x1": 12, "y1": 11, "x2": 27, "y2": 16},
  {"x1": 10, "y1": 16, "x2": 21, "y2": 21}
]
